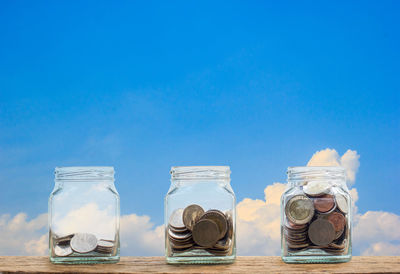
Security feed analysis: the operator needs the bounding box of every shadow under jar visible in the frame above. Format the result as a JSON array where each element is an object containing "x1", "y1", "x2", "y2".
[
  {"x1": 165, "y1": 166, "x2": 236, "y2": 264},
  {"x1": 281, "y1": 166, "x2": 352, "y2": 263},
  {"x1": 49, "y1": 167, "x2": 120, "y2": 264}
]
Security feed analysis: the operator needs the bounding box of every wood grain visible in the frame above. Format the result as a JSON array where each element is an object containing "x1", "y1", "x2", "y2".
[{"x1": 0, "y1": 256, "x2": 399, "y2": 273}]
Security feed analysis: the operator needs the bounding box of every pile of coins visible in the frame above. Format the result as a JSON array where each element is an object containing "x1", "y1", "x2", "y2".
[
  {"x1": 283, "y1": 181, "x2": 349, "y2": 254},
  {"x1": 167, "y1": 204, "x2": 233, "y2": 256},
  {"x1": 52, "y1": 233, "x2": 116, "y2": 257}
]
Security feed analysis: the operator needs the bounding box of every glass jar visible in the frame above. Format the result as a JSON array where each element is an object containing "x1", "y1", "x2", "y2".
[
  {"x1": 165, "y1": 166, "x2": 236, "y2": 264},
  {"x1": 48, "y1": 167, "x2": 120, "y2": 264},
  {"x1": 281, "y1": 166, "x2": 352, "y2": 263}
]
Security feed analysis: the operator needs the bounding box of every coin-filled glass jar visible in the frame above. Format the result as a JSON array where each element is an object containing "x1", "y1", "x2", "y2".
[
  {"x1": 48, "y1": 167, "x2": 120, "y2": 264},
  {"x1": 165, "y1": 166, "x2": 236, "y2": 264},
  {"x1": 281, "y1": 166, "x2": 352, "y2": 263}
]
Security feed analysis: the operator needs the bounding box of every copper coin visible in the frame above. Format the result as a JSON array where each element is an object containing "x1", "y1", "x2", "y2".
[
  {"x1": 308, "y1": 219, "x2": 336, "y2": 246},
  {"x1": 200, "y1": 210, "x2": 228, "y2": 239},
  {"x1": 284, "y1": 218, "x2": 307, "y2": 230},
  {"x1": 183, "y1": 204, "x2": 204, "y2": 231},
  {"x1": 313, "y1": 194, "x2": 335, "y2": 213},
  {"x1": 192, "y1": 219, "x2": 220, "y2": 248},
  {"x1": 327, "y1": 212, "x2": 346, "y2": 232}
]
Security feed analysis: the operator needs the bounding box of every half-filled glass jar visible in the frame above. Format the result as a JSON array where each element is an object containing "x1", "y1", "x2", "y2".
[
  {"x1": 48, "y1": 167, "x2": 120, "y2": 264},
  {"x1": 165, "y1": 166, "x2": 236, "y2": 264},
  {"x1": 281, "y1": 166, "x2": 352, "y2": 263}
]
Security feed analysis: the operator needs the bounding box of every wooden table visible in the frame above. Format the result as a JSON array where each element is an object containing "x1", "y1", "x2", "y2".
[{"x1": 0, "y1": 256, "x2": 399, "y2": 273}]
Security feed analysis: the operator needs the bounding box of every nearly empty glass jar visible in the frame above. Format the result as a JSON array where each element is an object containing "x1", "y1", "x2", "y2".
[
  {"x1": 165, "y1": 166, "x2": 236, "y2": 264},
  {"x1": 281, "y1": 166, "x2": 352, "y2": 263},
  {"x1": 48, "y1": 167, "x2": 120, "y2": 264}
]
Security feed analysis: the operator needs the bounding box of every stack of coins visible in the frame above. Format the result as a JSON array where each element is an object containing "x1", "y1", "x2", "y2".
[
  {"x1": 167, "y1": 204, "x2": 234, "y2": 256},
  {"x1": 283, "y1": 181, "x2": 349, "y2": 255},
  {"x1": 52, "y1": 233, "x2": 116, "y2": 257}
]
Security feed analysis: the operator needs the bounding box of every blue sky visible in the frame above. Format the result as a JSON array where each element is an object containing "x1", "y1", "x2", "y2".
[{"x1": 0, "y1": 0, "x2": 399, "y2": 229}]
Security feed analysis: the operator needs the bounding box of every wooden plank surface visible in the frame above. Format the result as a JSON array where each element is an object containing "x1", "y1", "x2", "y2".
[{"x1": 0, "y1": 256, "x2": 399, "y2": 273}]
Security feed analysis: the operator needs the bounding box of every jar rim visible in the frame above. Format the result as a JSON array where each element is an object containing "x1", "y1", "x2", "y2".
[
  {"x1": 170, "y1": 166, "x2": 230, "y2": 180},
  {"x1": 55, "y1": 166, "x2": 115, "y2": 181},
  {"x1": 288, "y1": 166, "x2": 345, "y2": 171},
  {"x1": 287, "y1": 166, "x2": 346, "y2": 182}
]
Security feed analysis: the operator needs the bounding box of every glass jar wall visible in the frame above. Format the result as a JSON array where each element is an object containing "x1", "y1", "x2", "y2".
[
  {"x1": 281, "y1": 166, "x2": 352, "y2": 263},
  {"x1": 165, "y1": 166, "x2": 236, "y2": 264},
  {"x1": 48, "y1": 167, "x2": 120, "y2": 264}
]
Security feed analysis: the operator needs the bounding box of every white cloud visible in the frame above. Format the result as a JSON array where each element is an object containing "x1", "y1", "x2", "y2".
[
  {"x1": 307, "y1": 148, "x2": 360, "y2": 186},
  {"x1": 53, "y1": 203, "x2": 117, "y2": 240},
  {"x1": 236, "y1": 182, "x2": 285, "y2": 255},
  {"x1": 0, "y1": 213, "x2": 47, "y2": 255},
  {"x1": 361, "y1": 242, "x2": 400, "y2": 256},
  {"x1": 353, "y1": 211, "x2": 400, "y2": 255},
  {"x1": 120, "y1": 214, "x2": 164, "y2": 256}
]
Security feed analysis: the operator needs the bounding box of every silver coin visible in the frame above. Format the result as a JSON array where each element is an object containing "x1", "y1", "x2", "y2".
[
  {"x1": 303, "y1": 181, "x2": 331, "y2": 197},
  {"x1": 54, "y1": 244, "x2": 73, "y2": 257},
  {"x1": 70, "y1": 233, "x2": 98, "y2": 253},
  {"x1": 168, "y1": 225, "x2": 189, "y2": 234},
  {"x1": 183, "y1": 204, "x2": 204, "y2": 231},
  {"x1": 335, "y1": 193, "x2": 348, "y2": 214},
  {"x1": 97, "y1": 239, "x2": 114, "y2": 248},
  {"x1": 285, "y1": 195, "x2": 314, "y2": 225},
  {"x1": 168, "y1": 228, "x2": 192, "y2": 240},
  {"x1": 169, "y1": 208, "x2": 185, "y2": 229}
]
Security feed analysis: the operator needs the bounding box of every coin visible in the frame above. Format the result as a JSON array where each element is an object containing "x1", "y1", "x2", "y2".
[
  {"x1": 171, "y1": 246, "x2": 194, "y2": 253},
  {"x1": 183, "y1": 204, "x2": 204, "y2": 231},
  {"x1": 303, "y1": 181, "x2": 331, "y2": 197},
  {"x1": 55, "y1": 234, "x2": 74, "y2": 245},
  {"x1": 97, "y1": 239, "x2": 115, "y2": 248},
  {"x1": 168, "y1": 229, "x2": 192, "y2": 241},
  {"x1": 192, "y1": 219, "x2": 220, "y2": 248},
  {"x1": 54, "y1": 244, "x2": 73, "y2": 256},
  {"x1": 213, "y1": 238, "x2": 231, "y2": 250},
  {"x1": 308, "y1": 219, "x2": 336, "y2": 246},
  {"x1": 225, "y1": 210, "x2": 234, "y2": 239},
  {"x1": 169, "y1": 208, "x2": 185, "y2": 229},
  {"x1": 168, "y1": 225, "x2": 189, "y2": 234},
  {"x1": 70, "y1": 233, "x2": 98, "y2": 253},
  {"x1": 171, "y1": 242, "x2": 193, "y2": 249},
  {"x1": 285, "y1": 195, "x2": 314, "y2": 225},
  {"x1": 327, "y1": 212, "x2": 346, "y2": 232},
  {"x1": 335, "y1": 193, "x2": 349, "y2": 214},
  {"x1": 313, "y1": 194, "x2": 335, "y2": 213},
  {"x1": 284, "y1": 218, "x2": 307, "y2": 230},
  {"x1": 335, "y1": 228, "x2": 344, "y2": 240},
  {"x1": 200, "y1": 210, "x2": 228, "y2": 239}
]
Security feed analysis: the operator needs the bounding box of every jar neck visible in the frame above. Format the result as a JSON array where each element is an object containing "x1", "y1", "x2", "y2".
[
  {"x1": 170, "y1": 166, "x2": 231, "y2": 185},
  {"x1": 287, "y1": 166, "x2": 347, "y2": 187},
  {"x1": 54, "y1": 166, "x2": 115, "y2": 183}
]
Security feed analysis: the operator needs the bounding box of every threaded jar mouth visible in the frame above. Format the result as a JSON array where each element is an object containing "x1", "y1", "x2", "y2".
[
  {"x1": 55, "y1": 166, "x2": 115, "y2": 181},
  {"x1": 170, "y1": 166, "x2": 231, "y2": 180},
  {"x1": 287, "y1": 166, "x2": 345, "y2": 183}
]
